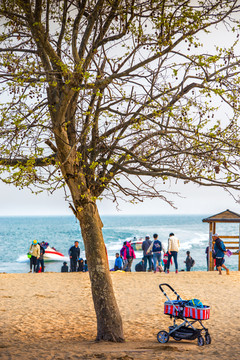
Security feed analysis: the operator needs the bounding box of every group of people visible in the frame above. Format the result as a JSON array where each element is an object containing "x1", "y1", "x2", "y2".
[
  {"x1": 109, "y1": 242, "x2": 137, "y2": 272},
  {"x1": 28, "y1": 240, "x2": 46, "y2": 273},
  {"x1": 62, "y1": 240, "x2": 88, "y2": 272},
  {"x1": 141, "y1": 233, "x2": 181, "y2": 273},
  {"x1": 112, "y1": 232, "x2": 195, "y2": 273},
  {"x1": 28, "y1": 233, "x2": 230, "y2": 275},
  {"x1": 28, "y1": 240, "x2": 88, "y2": 273},
  {"x1": 140, "y1": 232, "x2": 184, "y2": 273},
  {"x1": 61, "y1": 258, "x2": 88, "y2": 273}
]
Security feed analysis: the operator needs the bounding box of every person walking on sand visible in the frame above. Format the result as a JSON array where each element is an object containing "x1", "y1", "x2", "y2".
[
  {"x1": 28, "y1": 239, "x2": 40, "y2": 273},
  {"x1": 68, "y1": 241, "x2": 80, "y2": 272},
  {"x1": 142, "y1": 235, "x2": 153, "y2": 272},
  {"x1": 166, "y1": 233, "x2": 180, "y2": 274},
  {"x1": 213, "y1": 234, "x2": 230, "y2": 275}
]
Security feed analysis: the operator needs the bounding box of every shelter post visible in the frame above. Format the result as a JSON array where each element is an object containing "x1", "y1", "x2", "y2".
[
  {"x1": 239, "y1": 224, "x2": 240, "y2": 271},
  {"x1": 209, "y1": 222, "x2": 214, "y2": 271}
]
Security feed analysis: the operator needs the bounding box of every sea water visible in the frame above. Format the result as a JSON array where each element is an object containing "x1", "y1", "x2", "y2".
[{"x1": 0, "y1": 214, "x2": 239, "y2": 273}]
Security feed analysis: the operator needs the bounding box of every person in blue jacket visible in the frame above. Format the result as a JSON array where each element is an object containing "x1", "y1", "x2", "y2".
[
  {"x1": 114, "y1": 253, "x2": 123, "y2": 271},
  {"x1": 151, "y1": 233, "x2": 165, "y2": 273},
  {"x1": 213, "y1": 234, "x2": 230, "y2": 275}
]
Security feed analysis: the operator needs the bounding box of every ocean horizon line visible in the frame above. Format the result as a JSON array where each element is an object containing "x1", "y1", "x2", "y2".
[{"x1": 0, "y1": 213, "x2": 208, "y2": 217}]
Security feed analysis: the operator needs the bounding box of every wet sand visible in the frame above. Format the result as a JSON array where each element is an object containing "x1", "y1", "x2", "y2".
[{"x1": 1, "y1": 271, "x2": 240, "y2": 359}]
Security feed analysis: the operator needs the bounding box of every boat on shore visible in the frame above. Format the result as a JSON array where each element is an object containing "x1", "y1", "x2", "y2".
[
  {"x1": 43, "y1": 245, "x2": 66, "y2": 261},
  {"x1": 20, "y1": 243, "x2": 68, "y2": 263}
]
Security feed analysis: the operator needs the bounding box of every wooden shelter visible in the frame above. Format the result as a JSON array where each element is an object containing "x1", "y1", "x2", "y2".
[{"x1": 202, "y1": 209, "x2": 240, "y2": 271}]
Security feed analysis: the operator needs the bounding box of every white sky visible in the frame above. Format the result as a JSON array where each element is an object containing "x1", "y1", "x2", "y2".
[{"x1": 0, "y1": 179, "x2": 239, "y2": 216}]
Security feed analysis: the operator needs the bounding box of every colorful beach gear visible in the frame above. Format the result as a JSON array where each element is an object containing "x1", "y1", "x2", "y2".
[{"x1": 164, "y1": 301, "x2": 210, "y2": 320}]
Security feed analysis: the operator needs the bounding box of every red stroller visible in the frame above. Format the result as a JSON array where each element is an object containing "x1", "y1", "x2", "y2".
[{"x1": 157, "y1": 283, "x2": 211, "y2": 346}]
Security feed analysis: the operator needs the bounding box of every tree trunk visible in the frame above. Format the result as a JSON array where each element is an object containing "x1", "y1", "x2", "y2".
[
  {"x1": 76, "y1": 201, "x2": 124, "y2": 342},
  {"x1": 53, "y1": 119, "x2": 124, "y2": 341}
]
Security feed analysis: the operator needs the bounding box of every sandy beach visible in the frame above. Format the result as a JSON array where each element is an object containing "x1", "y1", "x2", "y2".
[{"x1": 1, "y1": 271, "x2": 240, "y2": 360}]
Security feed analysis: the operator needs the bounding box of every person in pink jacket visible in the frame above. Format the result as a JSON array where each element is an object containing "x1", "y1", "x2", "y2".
[{"x1": 120, "y1": 241, "x2": 136, "y2": 272}]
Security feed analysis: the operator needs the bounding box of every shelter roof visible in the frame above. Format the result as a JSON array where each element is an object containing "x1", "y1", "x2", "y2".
[{"x1": 202, "y1": 209, "x2": 240, "y2": 223}]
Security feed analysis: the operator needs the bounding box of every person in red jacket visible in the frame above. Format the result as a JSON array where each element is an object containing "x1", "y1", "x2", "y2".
[
  {"x1": 120, "y1": 241, "x2": 136, "y2": 272},
  {"x1": 163, "y1": 252, "x2": 172, "y2": 273}
]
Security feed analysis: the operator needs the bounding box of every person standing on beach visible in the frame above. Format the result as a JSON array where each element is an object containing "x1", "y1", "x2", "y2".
[
  {"x1": 150, "y1": 234, "x2": 165, "y2": 273},
  {"x1": 184, "y1": 251, "x2": 195, "y2": 271},
  {"x1": 68, "y1": 241, "x2": 80, "y2": 272},
  {"x1": 166, "y1": 233, "x2": 180, "y2": 273},
  {"x1": 28, "y1": 239, "x2": 40, "y2": 273},
  {"x1": 122, "y1": 241, "x2": 136, "y2": 272},
  {"x1": 213, "y1": 234, "x2": 230, "y2": 275},
  {"x1": 120, "y1": 241, "x2": 127, "y2": 268},
  {"x1": 36, "y1": 241, "x2": 45, "y2": 273},
  {"x1": 142, "y1": 235, "x2": 153, "y2": 272}
]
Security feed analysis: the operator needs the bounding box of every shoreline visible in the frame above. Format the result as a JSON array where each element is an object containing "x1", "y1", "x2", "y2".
[{"x1": 1, "y1": 271, "x2": 240, "y2": 359}]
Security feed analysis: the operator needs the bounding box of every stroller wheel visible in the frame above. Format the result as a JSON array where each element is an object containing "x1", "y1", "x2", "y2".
[
  {"x1": 157, "y1": 330, "x2": 169, "y2": 343},
  {"x1": 197, "y1": 336, "x2": 204, "y2": 346},
  {"x1": 205, "y1": 334, "x2": 211, "y2": 345}
]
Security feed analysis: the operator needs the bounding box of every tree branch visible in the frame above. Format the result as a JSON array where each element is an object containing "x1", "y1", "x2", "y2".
[{"x1": 0, "y1": 154, "x2": 56, "y2": 167}]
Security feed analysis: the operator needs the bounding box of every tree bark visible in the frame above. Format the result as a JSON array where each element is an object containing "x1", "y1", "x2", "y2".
[{"x1": 76, "y1": 200, "x2": 124, "y2": 342}]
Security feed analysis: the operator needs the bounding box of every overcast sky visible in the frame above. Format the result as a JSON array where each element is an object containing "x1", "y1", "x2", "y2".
[{"x1": 1, "y1": 179, "x2": 239, "y2": 216}]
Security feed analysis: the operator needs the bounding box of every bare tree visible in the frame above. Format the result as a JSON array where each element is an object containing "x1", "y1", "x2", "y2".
[{"x1": 1, "y1": 0, "x2": 240, "y2": 341}]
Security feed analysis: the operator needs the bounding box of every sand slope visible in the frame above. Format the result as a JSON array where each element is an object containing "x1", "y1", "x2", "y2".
[{"x1": 1, "y1": 271, "x2": 240, "y2": 359}]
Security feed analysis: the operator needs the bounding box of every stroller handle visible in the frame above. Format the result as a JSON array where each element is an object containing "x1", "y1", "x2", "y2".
[{"x1": 159, "y1": 283, "x2": 182, "y2": 300}]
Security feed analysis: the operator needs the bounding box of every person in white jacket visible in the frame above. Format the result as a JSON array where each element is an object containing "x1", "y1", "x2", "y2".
[{"x1": 167, "y1": 233, "x2": 180, "y2": 273}]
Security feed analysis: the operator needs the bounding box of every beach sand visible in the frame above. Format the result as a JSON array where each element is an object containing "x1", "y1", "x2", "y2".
[{"x1": 1, "y1": 271, "x2": 240, "y2": 360}]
